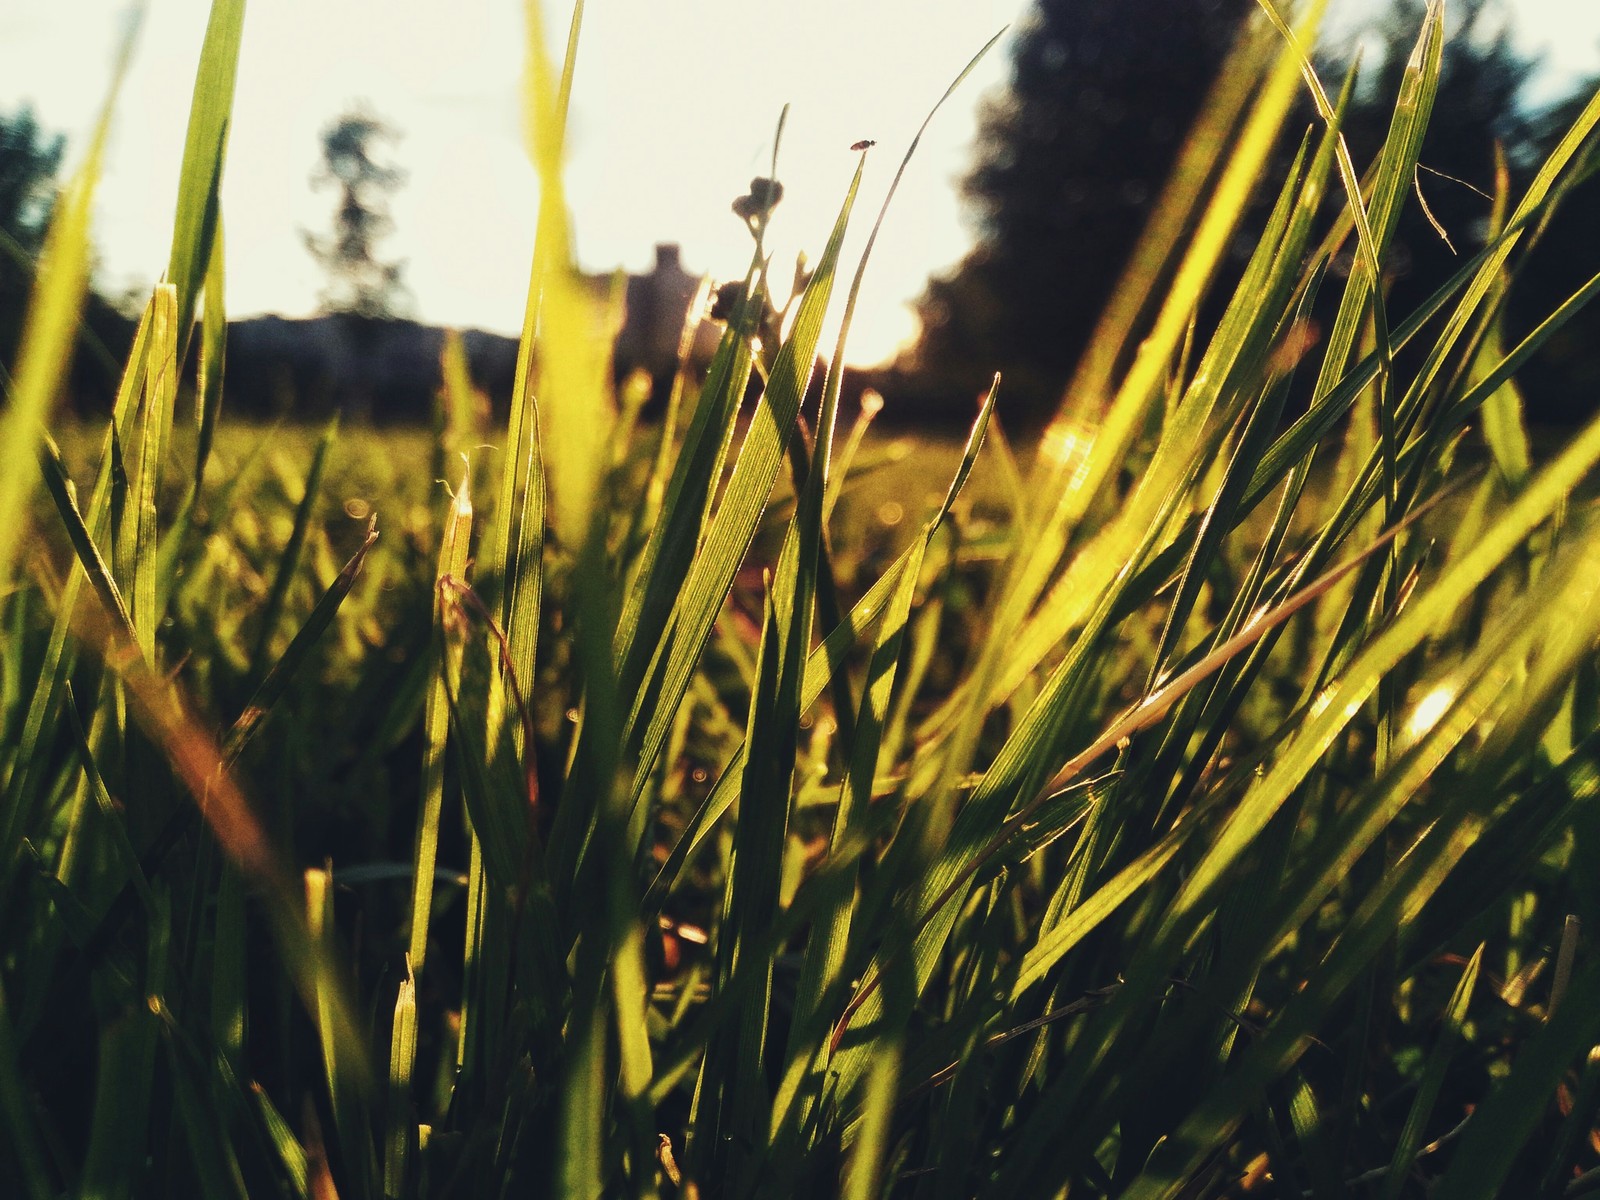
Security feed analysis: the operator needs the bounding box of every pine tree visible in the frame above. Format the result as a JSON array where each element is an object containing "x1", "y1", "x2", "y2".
[{"x1": 304, "y1": 109, "x2": 410, "y2": 319}]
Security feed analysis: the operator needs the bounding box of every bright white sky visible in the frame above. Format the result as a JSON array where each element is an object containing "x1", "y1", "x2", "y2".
[{"x1": 1, "y1": 0, "x2": 1597, "y2": 366}]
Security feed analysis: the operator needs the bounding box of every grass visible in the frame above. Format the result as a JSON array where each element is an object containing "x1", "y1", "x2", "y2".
[{"x1": 6, "y1": 0, "x2": 1600, "y2": 1196}]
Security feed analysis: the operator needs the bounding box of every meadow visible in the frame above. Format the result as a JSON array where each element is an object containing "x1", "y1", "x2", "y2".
[{"x1": 6, "y1": 1, "x2": 1600, "y2": 1197}]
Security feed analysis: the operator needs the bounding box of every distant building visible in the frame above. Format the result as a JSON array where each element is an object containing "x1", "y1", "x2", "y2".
[
  {"x1": 599, "y1": 242, "x2": 721, "y2": 406},
  {"x1": 212, "y1": 242, "x2": 721, "y2": 422}
]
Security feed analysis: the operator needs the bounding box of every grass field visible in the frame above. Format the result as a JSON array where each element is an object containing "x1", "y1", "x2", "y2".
[{"x1": 8, "y1": 1, "x2": 1600, "y2": 1197}]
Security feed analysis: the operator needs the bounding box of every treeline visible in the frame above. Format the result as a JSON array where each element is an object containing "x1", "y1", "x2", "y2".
[
  {"x1": 896, "y1": 0, "x2": 1600, "y2": 426},
  {"x1": 3, "y1": 0, "x2": 1597, "y2": 428}
]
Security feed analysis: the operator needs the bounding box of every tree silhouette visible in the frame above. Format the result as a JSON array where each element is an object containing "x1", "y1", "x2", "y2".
[
  {"x1": 1337, "y1": 1, "x2": 1537, "y2": 322},
  {"x1": 902, "y1": 0, "x2": 1589, "y2": 424},
  {"x1": 0, "y1": 106, "x2": 67, "y2": 373},
  {"x1": 1500, "y1": 69, "x2": 1600, "y2": 423},
  {"x1": 0, "y1": 105, "x2": 135, "y2": 407},
  {"x1": 304, "y1": 109, "x2": 410, "y2": 319},
  {"x1": 905, "y1": 0, "x2": 1253, "y2": 418}
]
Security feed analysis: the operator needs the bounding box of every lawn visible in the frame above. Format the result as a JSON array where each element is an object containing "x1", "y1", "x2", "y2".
[{"x1": 6, "y1": 2, "x2": 1600, "y2": 1198}]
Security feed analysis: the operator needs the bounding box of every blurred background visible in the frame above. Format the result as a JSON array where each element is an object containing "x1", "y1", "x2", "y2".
[{"x1": 1, "y1": 0, "x2": 1597, "y2": 427}]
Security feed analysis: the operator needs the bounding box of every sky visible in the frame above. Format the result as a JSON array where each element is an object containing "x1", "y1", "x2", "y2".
[{"x1": 1, "y1": 0, "x2": 1598, "y2": 367}]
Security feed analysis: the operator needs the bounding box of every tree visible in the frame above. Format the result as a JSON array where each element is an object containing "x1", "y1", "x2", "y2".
[
  {"x1": 905, "y1": 0, "x2": 1254, "y2": 419},
  {"x1": 902, "y1": 0, "x2": 1576, "y2": 424},
  {"x1": 304, "y1": 109, "x2": 410, "y2": 319},
  {"x1": 1497, "y1": 68, "x2": 1600, "y2": 423},
  {"x1": 0, "y1": 106, "x2": 67, "y2": 372},
  {"x1": 0, "y1": 105, "x2": 134, "y2": 409},
  {"x1": 1337, "y1": 1, "x2": 1538, "y2": 323}
]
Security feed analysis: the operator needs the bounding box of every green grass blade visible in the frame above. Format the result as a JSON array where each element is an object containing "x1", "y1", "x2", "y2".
[
  {"x1": 62, "y1": 681, "x2": 154, "y2": 915},
  {"x1": 0, "y1": 24, "x2": 136, "y2": 588},
  {"x1": 1038, "y1": 7, "x2": 1275, "y2": 460},
  {"x1": 614, "y1": 317, "x2": 755, "y2": 699},
  {"x1": 641, "y1": 535, "x2": 920, "y2": 914},
  {"x1": 1102, "y1": 505, "x2": 1600, "y2": 1199},
  {"x1": 248, "y1": 416, "x2": 338, "y2": 682},
  {"x1": 519, "y1": 0, "x2": 605, "y2": 546},
  {"x1": 222, "y1": 514, "x2": 378, "y2": 761},
  {"x1": 1379, "y1": 945, "x2": 1481, "y2": 1200},
  {"x1": 37, "y1": 436, "x2": 138, "y2": 643},
  {"x1": 131, "y1": 282, "x2": 178, "y2": 659},
  {"x1": 483, "y1": 0, "x2": 584, "y2": 703},
  {"x1": 165, "y1": 0, "x2": 245, "y2": 363},
  {"x1": 622, "y1": 159, "x2": 864, "y2": 802},
  {"x1": 1004, "y1": 0, "x2": 1324, "y2": 646},
  {"x1": 384, "y1": 967, "x2": 418, "y2": 1199},
  {"x1": 304, "y1": 867, "x2": 377, "y2": 1196},
  {"x1": 250, "y1": 1081, "x2": 311, "y2": 1198},
  {"x1": 411, "y1": 467, "x2": 472, "y2": 974},
  {"x1": 772, "y1": 385, "x2": 996, "y2": 1145}
]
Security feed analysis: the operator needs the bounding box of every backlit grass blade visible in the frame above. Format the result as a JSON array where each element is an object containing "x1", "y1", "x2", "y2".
[
  {"x1": 839, "y1": 1021, "x2": 903, "y2": 1200},
  {"x1": 384, "y1": 966, "x2": 418, "y2": 1199},
  {"x1": 771, "y1": 384, "x2": 997, "y2": 1148},
  {"x1": 165, "y1": 0, "x2": 245, "y2": 362},
  {"x1": 249, "y1": 416, "x2": 338, "y2": 681},
  {"x1": 1095, "y1": 407, "x2": 1600, "y2": 1044},
  {"x1": 1038, "y1": 6, "x2": 1274, "y2": 460},
  {"x1": 944, "y1": 1, "x2": 1326, "y2": 786},
  {"x1": 411, "y1": 466, "x2": 471, "y2": 973},
  {"x1": 1379, "y1": 945, "x2": 1481, "y2": 1200},
  {"x1": 623, "y1": 159, "x2": 864, "y2": 802},
  {"x1": 704, "y1": 62, "x2": 1000, "y2": 1171},
  {"x1": 131, "y1": 283, "x2": 178, "y2": 659},
  {"x1": 483, "y1": 0, "x2": 583, "y2": 703},
  {"x1": 641, "y1": 536, "x2": 920, "y2": 914},
  {"x1": 194, "y1": 214, "x2": 227, "y2": 481},
  {"x1": 394, "y1": 468, "x2": 473, "y2": 1172},
  {"x1": 1299, "y1": 0, "x2": 1442, "y2": 415},
  {"x1": 831, "y1": 496, "x2": 1446, "y2": 1077},
  {"x1": 1391, "y1": 82, "x2": 1600, "y2": 432},
  {"x1": 222, "y1": 515, "x2": 379, "y2": 763},
  {"x1": 0, "y1": 20, "x2": 136, "y2": 588},
  {"x1": 1124, "y1": 716, "x2": 1600, "y2": 1200},
  {"x1": 305, "y1": 866, "x2": 377, "y2": 1197},
  {"x1": 1000, "y1": 0, "x2": 1323, "y2": 650},
  {"x1": 38, "y1": 436, "x2": 138, "y2": 644},
  {"x1": 158, "y1": 218, "x2": 230, "y2": 602},
  {"x1": 249, "y1": 1083, "x2": 311, "y2": 1198},
  {"x1": 0, "y1": 303, "x2": 152, "y2": 898},
  {"x1": 614, "y1": 315, "x2": 755, "y2": 701},
  {"x1": 520, "y1": 0, "x2": 607, "y2": 546},
  {"x1": 1041, "y1": 450, "x2": 1600, "y2": 1197}
]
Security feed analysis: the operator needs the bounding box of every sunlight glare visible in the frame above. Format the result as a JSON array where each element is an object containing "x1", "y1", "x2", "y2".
[{"x1": 1404, "y1": 685, "x2": 1456, "y2": 744}]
